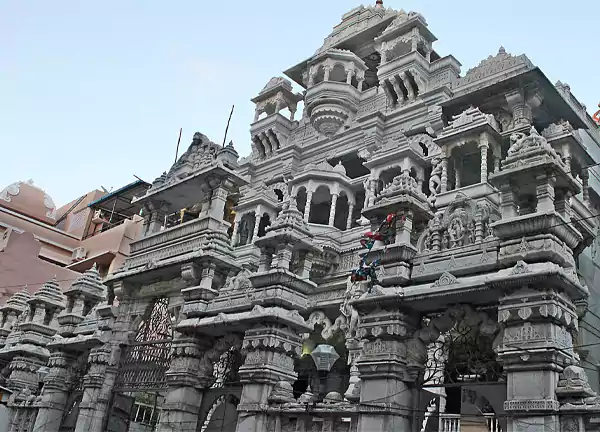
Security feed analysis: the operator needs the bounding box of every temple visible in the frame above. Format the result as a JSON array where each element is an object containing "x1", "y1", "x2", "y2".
[{"x1": 1, "y1": 3, "x2": 599, "y2": 432}]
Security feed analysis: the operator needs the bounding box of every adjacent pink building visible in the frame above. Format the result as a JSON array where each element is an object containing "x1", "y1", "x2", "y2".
[{"x1": 0, "y1": 179, "x2": 149, "y2": 302}]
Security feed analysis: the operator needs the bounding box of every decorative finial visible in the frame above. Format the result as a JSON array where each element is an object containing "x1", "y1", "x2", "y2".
[
  {"x1": 498, "y1": 46, "x2": 506, "y2": 54},
  {"x1": 375, "y1": 0, "x2": 384, "y2": 7}
]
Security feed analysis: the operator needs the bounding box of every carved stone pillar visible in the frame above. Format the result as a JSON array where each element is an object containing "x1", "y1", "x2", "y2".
[
  {"x1": 156, "y1": 336, "x2": 212, "y2": 432},
  {"x1": 453, "y1": 159, "x2": 461, "y2": 189},
  {"x1": 498, "y1": 182, "x2": 518, "y2": 219},
  {"x1": 258, "y1": 247, "x2": 274, "y2": 272},
  {"x1": 304, "y1": 190, "x2": 313, "y2": 222},
  {"x1": 236, "y1": 324, "x2": 303, "y2": 432},
  {"x1": 506, "y1": 89, "x2": 533, "y2": 128},
  {"x1": 230, "y1": 214, "x2": 241, "y2": 247},
  {"x1": 260, "y1": 134, "x2": 272, "y2": 156},
  {"x1": 329, "y1": 193, "x2": 338, "y2": 226},
  {"x1": 474, "y1": 214, "x2": 484, "y2": 244},
  {"x1": 347, "y1": 203, "x2": 355, "y2": 230},
  {"x1": 308, "y1": 69, "x2": 315, "y2": 87},
  {"x1": 346, "y1": 69, "x2": 355, "y2": 85},
  {"x1": 274, "y1": 243, "x2": 294, "y2": 270},
  {"x1": 555, "y1": 189, "x2": 572, "y2": 222},
  {"x1": 369, "y1": 179, "x2": 377, "y2": 207},
  {"x1": 536, "y1": 174, "x2": 556, "y2": 212},
  {"x1": 199, "y1": 263, "x2": 217, "y2": 291},
  {"x1": 391, "y1": 77, "x2": 405, "y2": 105},
  {"x1": 209, "y1": 181, "x2": 231, "y2": 221},
  {"x1": 356, "y1": 306, "x2": 424, "y2": 432},
  {"x1": 32, "y1": 352, "x2": 79, "y2": 432},
  {"x1": 344, "y1": 338, "x2": 363, "y2": 402},
  {"x1": 145, "y1": 201, "x2": 168, "y2": 235},
  {"x1": 252, "y1": 212, "x2": 261, "y2": 242},
  {"x1": 324, "y1": 66, "x2": 331, "y2": 82},
  {"x1": 297, "y1": 252, "x2": 314, "y2": 279},
  {"x1": 497, "y1": 282, "x2": 581, "y2": 431},
  {"x1": 582, "y1": 168, "x2": 590, "y2": 205},
  {"x1": 441, "y1": 157, "x2": 449, "y2": 193},
  {"x1": 562, "y1": 143, "x2": 572, "y2": 172},
  {"x1": 431, "y1": 214, "x2": 442, "y2": 252},
  {"x1": 74, "y1": 343, "x2": 119, "y2": 432},
  {"x1": 395, "y1": 210, "x2": 413, "y2": 245},
  {"x1": 382, "y1": 82, "x2": 395, "y2": 106},
  {"x1": 401, "y1": 72, "x2": 415, "y2": 100},
  {"x1": 479, "y1": 141, "x2": 489, "y2": 183},
  {"x1": 181, "y1": 262, "x2": 217, "y2": 301}
]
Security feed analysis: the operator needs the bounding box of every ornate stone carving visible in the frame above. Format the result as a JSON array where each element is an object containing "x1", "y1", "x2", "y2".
[
  {"x1": 507, "y1": 126, "x2": 561, "y2": 160},
  {"x1": 456, "y1": 47, "x2": 535, "y2": 88},
  {"x1": 512, "y1": 260, "x2": 530, "y2": 275},
  {"x1": 428, "y1": 157, "x2": 443, "y2": 204},
  {"x1": 432, "y1": 272, "x2": 458, "y2": 287},
  {"x1": 305, "y1": 310, "x2": 348, "y2": 340},
  {"x1": 418, "y1": 195, "x2": 496, "y2": 253},
  {"x1": 377, "y1": 170, "x2": 427, "y2": 203},
  {"x1": 220, "y1": 268, "x2": 252, "y2": 292},
  {"x1": 340, "y1": 278, "x2": 361, "y2": 338},
  {"x1": 438, "y1": 106, "x2": 500, "y2": 136}
]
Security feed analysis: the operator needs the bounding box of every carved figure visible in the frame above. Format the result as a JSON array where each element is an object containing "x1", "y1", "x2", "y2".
[
  {"x1": 222, "y1": 268, "x2": 252, "y2": 292},
  {"x1": 363, "y1": 177, "x2": 372, "y2": 207},
  {"x1": 428, "y1": 157, "x2": 443, "y2": 204},
  {"x1": 448, "y1": 216, "x2": 464, "y2": 247},
  {"x1": 340, "y1": 278, "x2": 361, "y2": 337},
  {"x1": 507, "y1": 131, "x2": 527, "y2": 156},
  {"x1": 507, "y1": 127, "x2": 555, "y2": 158}
]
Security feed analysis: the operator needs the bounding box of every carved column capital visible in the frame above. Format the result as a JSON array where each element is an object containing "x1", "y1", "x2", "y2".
[
  {"x1": 166, "y1": 336, "x2": 215, "y2": 388},
  {"x1": 239, "y1": 324, "x2": 302, "y2": 385},
  {"x1": 498, "y1": 284, "x2": 580, "y2": 417},
  {"x1": 356, "y1": 307, "x2": 423, "y2": 382}
]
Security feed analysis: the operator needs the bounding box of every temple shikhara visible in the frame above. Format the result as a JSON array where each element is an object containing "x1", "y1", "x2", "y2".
[{"x1": 1, "y1": 3, "x2": 600, "y2": 432}]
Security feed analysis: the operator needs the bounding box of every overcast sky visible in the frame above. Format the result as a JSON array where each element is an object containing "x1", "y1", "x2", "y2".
[{"x1": 1, "y1": 0, "x2": 598, "y2": 205}]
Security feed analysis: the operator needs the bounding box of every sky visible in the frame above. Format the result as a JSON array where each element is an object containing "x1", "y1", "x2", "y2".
[{"x1": 1, "y1": 0, "x2": 598, "y2": 206}]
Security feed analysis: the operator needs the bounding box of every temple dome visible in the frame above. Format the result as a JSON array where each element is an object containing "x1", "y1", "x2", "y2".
[{"x1": 0, "y1": 180, "x2": 58, "y2": 223}]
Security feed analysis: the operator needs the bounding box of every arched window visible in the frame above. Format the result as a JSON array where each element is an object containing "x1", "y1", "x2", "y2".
[{"x1": 114, "y1": 298, "x2": 174, "y2": 391}]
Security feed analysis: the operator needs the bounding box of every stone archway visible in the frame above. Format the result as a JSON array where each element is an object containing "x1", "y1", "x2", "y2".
[
  {"x1": 108, "y1": 297, "x2": 175, "y2": 432},
  {"x1": 198, "y1": 393, "x2": 240, "y2": 432},
  {"x1": 415, "y1": 305, "x2": 505, "y2": 432}
]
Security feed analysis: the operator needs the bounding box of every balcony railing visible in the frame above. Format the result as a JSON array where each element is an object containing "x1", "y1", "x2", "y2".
[
  {"x1": 440, "y1": 413, "x2": 502, "y2": 432},
  {"x1": 130, "y1": 401, "x2": 161, "y2": 427}
]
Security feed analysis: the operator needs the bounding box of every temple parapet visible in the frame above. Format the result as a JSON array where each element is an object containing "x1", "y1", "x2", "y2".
[{"x1": 489, "y1": 126, "x2": 585, "y2": 269}]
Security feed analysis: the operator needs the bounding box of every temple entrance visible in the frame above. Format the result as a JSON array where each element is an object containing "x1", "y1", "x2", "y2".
[
  {"x1": 197, "y1": 347, "x2": 244, "y2": 432},
  {"x1": 107, "y1": 297, "x2": 175, "y2": 432},
  {"x1": 419, "y1": 305, "x2": 506, "y2": 432}
]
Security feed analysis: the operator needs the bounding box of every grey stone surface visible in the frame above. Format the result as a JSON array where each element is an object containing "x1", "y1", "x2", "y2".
[{"x1": 1, "y1": 2, "x2": 600, "y2": 432}]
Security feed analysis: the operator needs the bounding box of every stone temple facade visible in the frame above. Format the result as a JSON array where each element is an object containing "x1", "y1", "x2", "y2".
[{"x1": 1, "y1": 3, "x2": 600, "y2": 432}]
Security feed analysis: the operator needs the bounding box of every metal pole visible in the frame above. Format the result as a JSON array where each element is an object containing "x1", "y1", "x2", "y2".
[
  {"x1": 222, "y1": 105, "x2": 235, "y2": 147},
  {"x1": 174, "y1": 128, "x2": 182, "y2": 164}
]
